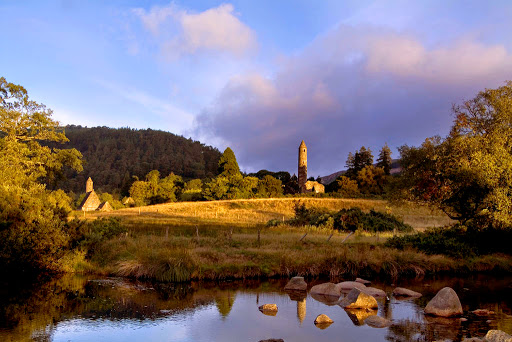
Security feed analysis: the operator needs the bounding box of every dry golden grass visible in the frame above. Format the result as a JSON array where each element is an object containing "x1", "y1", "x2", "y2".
[{"x1": 72, "y1": 198, "x2": 511, "y2": 282}]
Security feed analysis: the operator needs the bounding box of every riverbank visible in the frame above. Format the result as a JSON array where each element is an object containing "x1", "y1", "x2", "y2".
[{"x1": 67, "y1": 198, "x2": 512, "y2": 282}]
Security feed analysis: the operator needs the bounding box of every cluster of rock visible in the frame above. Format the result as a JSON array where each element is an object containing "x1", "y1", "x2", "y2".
[{"x1": 257, "y1": 276, "x2": 508, "y2": 342}]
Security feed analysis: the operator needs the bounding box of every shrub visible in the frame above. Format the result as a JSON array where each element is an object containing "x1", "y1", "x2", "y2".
[{"x1": 386, "y1": 223, "x2": 512, "y2": 258}]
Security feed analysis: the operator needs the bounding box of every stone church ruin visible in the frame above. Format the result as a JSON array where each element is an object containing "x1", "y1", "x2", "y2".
[{"x1": 78, "y1": 177, "x2": 112, "y2": 211}]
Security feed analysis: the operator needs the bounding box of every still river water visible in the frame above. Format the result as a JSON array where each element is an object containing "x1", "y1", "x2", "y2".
[{"x1": 1, "y1": 274, "x2": 512, "y2": 342}]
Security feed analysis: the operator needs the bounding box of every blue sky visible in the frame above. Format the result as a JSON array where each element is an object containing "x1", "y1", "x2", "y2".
[{"x1": 2, "y1": 1, "x2": 512, "y2": 177}]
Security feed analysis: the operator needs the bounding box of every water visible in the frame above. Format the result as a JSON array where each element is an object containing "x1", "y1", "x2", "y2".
[{"x1": 1, "y1": 275, "x2": 512, "y2": 342}]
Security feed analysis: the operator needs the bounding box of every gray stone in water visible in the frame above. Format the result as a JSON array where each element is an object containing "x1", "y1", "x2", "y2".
[
  {"x1": 364, "y1": 287, "x2": 387, "y2": 297},
  {"x1": 284, "y1": 276, "x2": 307, "y2": 291},
  {"x1": 392, "y1": 287, "x2": 422, "y2": 298},
  {"x1": 258, "y1": 340, "x2": 284, "y2": 342},
  {"x1": 424, "y1": 287, "x2": 463, "y2": 317},
  {"x1": 310, "y1": 282, "x2": 342, "y2": 297},
  {"x1": 484, "y1": 330, "x2": 512, "y2": 342},
  {"x1": 338, "y1": 281, "x2": 367, "y2": 291},
  {"x1": 364, "y1": 315, "x2": 391, "y2": 328}
]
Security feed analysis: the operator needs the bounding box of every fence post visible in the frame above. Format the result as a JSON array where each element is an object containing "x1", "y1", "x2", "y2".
[
  {"x1": 299, "y1": 232, "x2": 308, "y2": 242},
  {"x1": 166, "y1": 227, "x2": 169, "y2": 239},
  {"x1": 196, "y1": 225, "x2": 199, "y2": 242},
  {"x1": 326, "y1": 233, "x2": 334, "y2": 242}
]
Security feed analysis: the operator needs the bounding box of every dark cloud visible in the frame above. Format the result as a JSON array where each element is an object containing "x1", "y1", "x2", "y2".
[{"x1": 195, "y1": 25, "x2": 512, "y2": 177}]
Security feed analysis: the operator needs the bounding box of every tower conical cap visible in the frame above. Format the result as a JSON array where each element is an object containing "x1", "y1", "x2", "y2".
[{"x1": 299, "y1": 140, "x2": 307, "y2": 148}]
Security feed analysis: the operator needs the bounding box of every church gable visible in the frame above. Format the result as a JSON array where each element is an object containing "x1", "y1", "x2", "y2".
[{"x1": 79, "y1": 190, "x2": 101, "y2": 211}]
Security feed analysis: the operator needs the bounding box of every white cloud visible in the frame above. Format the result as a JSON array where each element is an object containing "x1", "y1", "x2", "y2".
[
  {"x1": 195, "y1": 25, "x2": 512, "y2": 175},
  {"x1": 133, "y1": 3, "x2": 257, "y2": 58}
]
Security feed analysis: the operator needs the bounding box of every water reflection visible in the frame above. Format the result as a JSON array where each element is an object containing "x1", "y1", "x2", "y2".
[{"x1": 0, "y1": 275, "x2": 511, "y2": 342}]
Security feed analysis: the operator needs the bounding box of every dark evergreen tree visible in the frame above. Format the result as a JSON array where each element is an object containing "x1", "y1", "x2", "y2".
[
  {"x1": 377, "y1": 143, "x2": 392, "y2": 175},
  {"x1": 218, "y1": 147, "x2": 241, "y2": 178}
]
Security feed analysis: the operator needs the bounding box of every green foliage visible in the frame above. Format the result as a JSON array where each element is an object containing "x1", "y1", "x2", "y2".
[
  {"x1": 128, "y1": 170, "x2": 184, "y2": 205},
  {"x1": 185, "y1": 179, "x2": 202, "y2": 191},
  {"x1": 218, "y1": 147, "x2": 240, "y2": 179},
  {"x1": 256, "y1": 175, "x2": 283, "y2": 198},
  {"x1": 377, "y1": 143, "x2": 392, "y2": 175},
  {"x1": 0, "y1": 77, "x2": 83, "y2": 274},
  {"x1": 399, "y1": 81, "x2": 512, "y2": 228},
  {"x1": 286, "y1": 202, "x2": 412, "y2": 233},
  {"x1": 356, "y1": 165, "x2": 387, "y2": 194},
  {"x1": 129, "y1": 180, "x2": 150, "y2": 206},
  {"x1": 48, "y1": 125, "x2": 221, "y2": 194},
  {"x1": 386, "y1": 223, "x2": 512, "y2": 258},
  {"x1": 333, "y1": 208, "x2": 413, "y2": 233},
  {"x1": 346, "y1": 146, "x2": 373, "y2": 178},
  {"x1": 335, "y1": 176, "x2": 360, "y2": 197}
]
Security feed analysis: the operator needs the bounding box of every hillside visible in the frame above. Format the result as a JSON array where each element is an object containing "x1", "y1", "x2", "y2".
[{"x1": 51, "y1": 125, "x2": 221, "y2": 194}]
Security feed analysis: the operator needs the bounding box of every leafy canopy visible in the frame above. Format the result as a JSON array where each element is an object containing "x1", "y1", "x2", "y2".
[
  {"x1": 0, "y1": 77, "x2": 83, "y2": 273},
  {"x1": 399, "y1": 81, "x2": 512, "y2": 228}
]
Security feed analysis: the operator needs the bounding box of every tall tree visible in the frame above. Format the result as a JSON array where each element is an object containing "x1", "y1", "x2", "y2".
[
  {"x1": 0, "y1": 77, "x2": 82, "y2": 273},
  {"x1": 399, "y1": 81, "x2": 512, "y2": 228},
  {"x1": 377, "y1": 143, "x2": 392, "y2": 175},
  {"x1": 218, "y1": 147, "x2": 241, "y2": 178},
  {"x1": 346, "y1": 147, "x2": 373, "y2": 178}
]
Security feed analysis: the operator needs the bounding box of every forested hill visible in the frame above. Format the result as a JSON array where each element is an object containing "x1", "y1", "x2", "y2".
[{"x1": 52, "y1": 125, "x2": 221, "y2": 194}]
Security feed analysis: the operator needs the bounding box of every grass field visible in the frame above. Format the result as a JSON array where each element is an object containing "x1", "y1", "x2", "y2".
[{"x1": 70, "y1": 198, "x2": 512, "y2": 282}]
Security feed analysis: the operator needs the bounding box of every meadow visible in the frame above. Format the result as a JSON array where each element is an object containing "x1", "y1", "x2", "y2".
[{"x1": 71, "y1": 198, "x2": 512, "y2": 282}]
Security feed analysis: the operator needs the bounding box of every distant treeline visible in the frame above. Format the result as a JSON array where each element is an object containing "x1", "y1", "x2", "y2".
[{"x1": 49, "y1": 125, "x2": 222, "y2": 194}]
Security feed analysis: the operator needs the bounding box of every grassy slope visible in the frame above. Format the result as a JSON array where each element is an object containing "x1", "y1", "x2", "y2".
[{"x1": 73, "y1": 198, "x2": 511, "y2": 282}]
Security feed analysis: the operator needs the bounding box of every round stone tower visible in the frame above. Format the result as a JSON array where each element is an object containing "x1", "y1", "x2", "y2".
[
  {"x1": 298, "y1": 140, "x2": 307, "y2": 193},
  {"x1": 86, "y1": 177, "x2": 93, "y2": 193}
]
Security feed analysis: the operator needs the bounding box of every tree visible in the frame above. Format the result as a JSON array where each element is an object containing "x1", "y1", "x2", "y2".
[
  {"x1": 346, "y1": 146, "x2": 374, "y2": 178},
  {"x1": 336, "y1": 176, "x2": 359, "y2": 197},
  {"x1": 356, "y1": 165, "x2": 386, "y2": 194},
  {"x1": 399, "y1": 81, "x2": 512, "y2": 228},
  {"x1": 0, "y1": 77, "x2": 83, "y2": 273},
  {"x1": 218, "y1": 147, "x2": 240, "y2": 178},
  {"x1": 256, "y1": 175, "x2": 283, "y2": 198},
  {"x1": 377, "y1": 143, "x2": 392, "y2": 175}
]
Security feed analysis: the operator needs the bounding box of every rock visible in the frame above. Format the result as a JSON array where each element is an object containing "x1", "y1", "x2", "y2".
[
  {"x1": 364, "y1": 315, "x2": 391, "y2": 328},
  {"x1": 339, "y1": 288, "x2": 378, "y2": 309},
  {"x1": 392, "y1": 287, "x2": 422, "y2": 298},
  {"x1": 284, "y1": 276, "x2": 307, "y2": 291},
  {"x1": 314, "y1": 314, "x2": 333, "y2": 324},
  {"x1": 424, "y1": 287, "x2": 463, "y2": 317},
  {"x1": 364, "y1": 287, "x2": 387, "y2": 297},
  {"x1": 461, "y1": 338, "x2": 483, "y2": 342},
  {"x1": 310, "y1": 292, "x2": 341, "y2": 306},
  {"x1": 338, "y1": 281, "x2": 367, "y2": 291},
  {"x1": 259, "y1": 304, "x2": 278, "y2": 316},
  {"x1": 461, "y1": 317, "x2": 468, "y2": 322},
  {"x1": 344, "y1": 308, "x2": 378, "y2": 326},
  {"x1": 472, "y1": 309, "x2": 495, "y2": 316},
  {"x1": 258, "y1": 340, "x2": 284, "y2": 342},
  {"x1": 355, "y1": 277, "x2": 371, "y2": 285},
  {"x1": 310, "y1": 282, "x2": 342, "y2": 297},
  {"x1": 484, "y1": 330, "x2": 512, "y2": 342}
]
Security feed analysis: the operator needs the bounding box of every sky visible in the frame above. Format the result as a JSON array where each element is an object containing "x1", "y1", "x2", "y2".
[{"x1": 2, "y1": 0, "x2": 512, "y2": 177}]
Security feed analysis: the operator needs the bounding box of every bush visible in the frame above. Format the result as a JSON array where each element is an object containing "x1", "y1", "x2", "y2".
[
  {"x1": 281, "y1": 202, "x2": 413, "y2": 233},
  {"x1": 76, "y1": 218, "x2": 127, "y2": 255},
  {"x1": 385, "y1": 223, "x2": 512, "y2": 258}
]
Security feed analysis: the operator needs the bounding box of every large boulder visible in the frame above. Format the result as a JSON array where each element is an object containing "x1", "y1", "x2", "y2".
[
  {"x1": 484, "y1": 330, "x2": 512, "y2": 342},
  {"x1": 365, "y1": 315, "x2": 391, "y2": 328},
  {"x1": 338, "y1": 281, "x2": 367, "y2": 291},
  {"x1": 310, "y1": 282, "x2": 342, "y2": 297},
  {"x1": 284, "y1": 276, "x2": 307, "y2": 291},
  {"x1": 393, "y1": 287, "x2": 422, "y2": 298},
  {"x1": 364, "y1": 287, "x2": 387, "y2": 297},
  {"x1": 424, "y1": 287, "x2": 463, "y2": 317},
  {"x1": 339, "y1": 287, "x2": 378, "y2": 309}
]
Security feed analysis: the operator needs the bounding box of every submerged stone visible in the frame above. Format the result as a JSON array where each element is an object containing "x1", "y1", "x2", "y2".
[
  {"x1": 365, "y1": 315, "x2": 391, "y2": 328},
  {"x1": 393, "y1": 287, "x2": 422, "y2": 298},
  {"x1": 310, "y1": 282, "x2": 342, "y2": 297}
]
